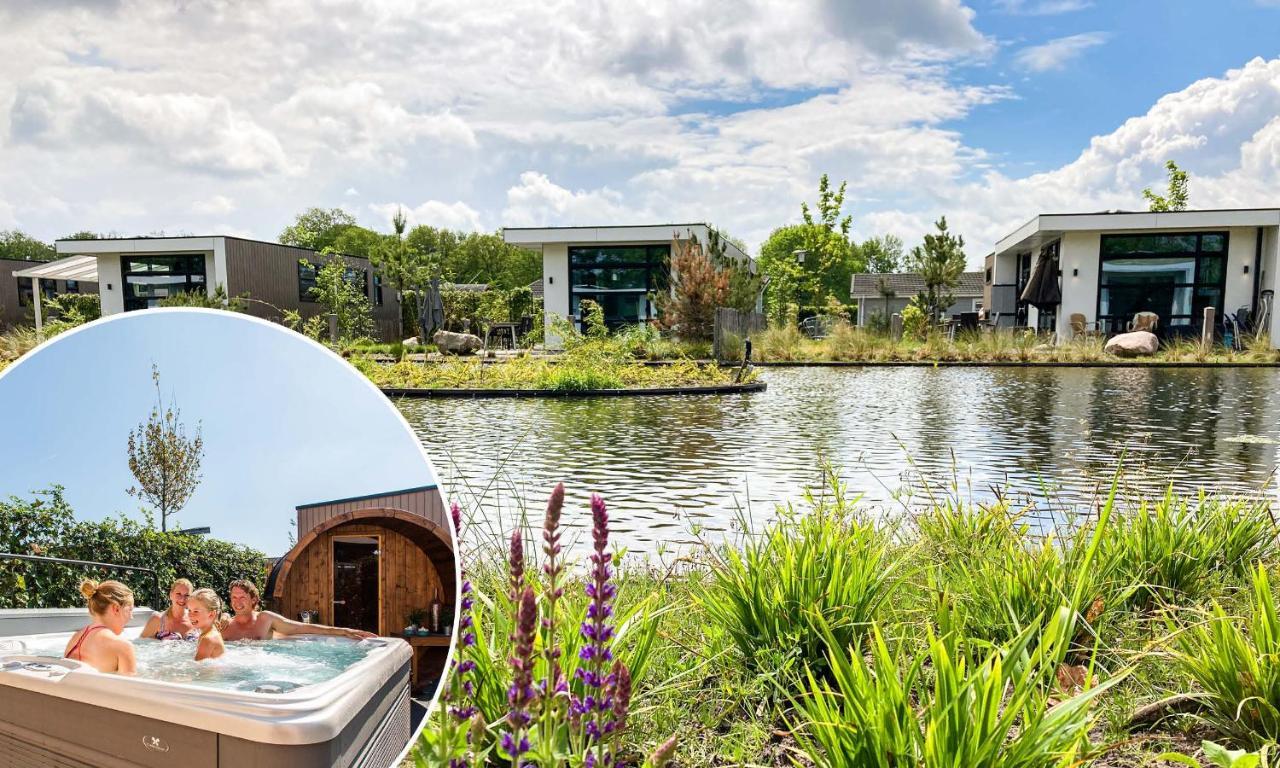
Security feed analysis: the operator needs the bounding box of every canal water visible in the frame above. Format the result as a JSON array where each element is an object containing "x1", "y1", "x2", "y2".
[{"x1": 398, "y1": 366, "x2": 1280, "y2": 556}]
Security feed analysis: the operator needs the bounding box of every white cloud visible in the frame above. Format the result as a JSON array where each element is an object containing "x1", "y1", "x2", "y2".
[
  {"x1": 0, "y1": 0, "x2": 1277, "y2": 277},
  {"x1": 369, "y1": 200, "x2": 485, "y2": 232},
  {"x1": 502, "y1": 172, "x2": 639, "y2": 227},
  {"x1": 192, "y1": 195, "x2": 236, "y2": 215},
  {"x1": 995, "y1": 0, "x2": 1092, "y2": 15},
  {"x1": 1013, "y1": 32, "x2": 1109, "y2": 72}
]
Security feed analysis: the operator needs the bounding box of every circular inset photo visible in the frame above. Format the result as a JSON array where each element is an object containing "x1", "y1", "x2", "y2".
[{"x1": 0, "y1": 309, "x2": 457, "y2": 767}]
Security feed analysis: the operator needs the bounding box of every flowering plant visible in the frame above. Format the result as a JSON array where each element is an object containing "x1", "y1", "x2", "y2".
[{"x1": 415, "y1": 486, "x2": 675, "y2": 767}]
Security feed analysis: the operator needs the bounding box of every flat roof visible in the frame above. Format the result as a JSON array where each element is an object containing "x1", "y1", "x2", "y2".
[
  {"x1": 54, "y1": 235, "x2": 371, "y2": 261},
  {"x1": 503, "y1": 223, "x2": 751, "y2": 263},
  {"x1": 994, "y1": 207, "x2": 1280, "y2": 256}
]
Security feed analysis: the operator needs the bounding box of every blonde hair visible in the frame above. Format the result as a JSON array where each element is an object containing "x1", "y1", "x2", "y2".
[
  {"x1": 188, "y1": 588, "x2": 222, "y2": 615},
  {"x1": 171, "y1": 578, "x2": 194, "y2": 593},
  {"x1": 79, "y1": 579, "x2": 134, "y2": 616}
]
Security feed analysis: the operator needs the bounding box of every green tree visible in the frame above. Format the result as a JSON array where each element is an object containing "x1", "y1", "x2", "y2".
[
  {"x1": 372, "y1": 209, "x2": 436, "y2": 338},
  {"x1": 279, "y1": 207, "x2": 359, "y2": 251},
  {"x1": 861, "y1": 234, "x2": 904, "y2": 274},
  {"x1": 904, "y1": 217, "x2": 967, "y2": 323},
  {"x1": 705, "y1": 227, "x2": 761, "y2": 314},
  {"x1": 61, "y1": 231, "x2": 101, "y2": 241},
  {"x1": 0, "y1": 230, "x2": 55, "y2": 261},
  {"x1": 126, "y1": 366, "x2": 204, "y2": 533},
  {"x1": 307, "y1": 255, "x2": 375, "y2": 340},
  {"x1": 757, "y1": 175, "x2": 863, "y2": 323},
  {"x1": 1143, "y1": 160, "x2": 1190, "y2": 212}
]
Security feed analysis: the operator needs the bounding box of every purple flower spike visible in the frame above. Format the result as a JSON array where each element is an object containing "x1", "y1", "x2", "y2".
[
  {"x1": 574, "y1": 492, "x2": 618, "y2": 755},
  {"x1": 541, "y1": 483, "x2": 567, "y2": 715},
  {"x1": 503, "y1": 586, "x2": 538, "y2": 761},
  {"x1": 509, "y1": 529, "x2": 525, "y2": 603}
]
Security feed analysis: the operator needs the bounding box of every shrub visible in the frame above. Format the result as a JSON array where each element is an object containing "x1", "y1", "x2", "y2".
[
  {"x1": 900, "y1": 299, "x2": 927, "y2": 341},
  {"x1": 1170, "y1": 564, "x2": 1280, "y2": 748},
  {"x1": 699, "y1": 471, "x2": 905, "y2": 679},
  {"x1": 157, "y1": 285, "x2": 248, "y2": 312},
  {"x1": 0, "y1": 487, "x2": 266, "y2": 609},
  {"x1": 792, "y1": 606, "x2": 1113, "y2": 768}
]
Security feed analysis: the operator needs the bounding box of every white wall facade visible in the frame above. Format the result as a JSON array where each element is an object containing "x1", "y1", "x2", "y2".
[
  {"x1": 542, "y1": 243, "x2": 569, "y2": 347},
  {"x1": 997, "y1": 225, "x2": 1278, "y2": 341}
]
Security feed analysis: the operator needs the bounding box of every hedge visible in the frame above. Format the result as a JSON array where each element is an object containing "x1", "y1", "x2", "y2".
[{"x1": 0, "y1": 487, "x2": 268, "y2": 610}]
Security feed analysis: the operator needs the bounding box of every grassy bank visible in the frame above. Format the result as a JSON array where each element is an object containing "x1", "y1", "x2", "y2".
[
  {"x1": 748, "y1": 323, "x2": 1280, "y2": 365},
  {"x1": 413, "y1": 475, "x2": 1280, "y2": 767},
  {"x1": 353, "y1": 354, "x2": 745, "y2": 391}
]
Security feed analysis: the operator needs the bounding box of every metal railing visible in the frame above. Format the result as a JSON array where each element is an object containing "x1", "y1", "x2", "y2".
[{"x1": 0, "y1": 552, "x2": 162, "y2": 609}]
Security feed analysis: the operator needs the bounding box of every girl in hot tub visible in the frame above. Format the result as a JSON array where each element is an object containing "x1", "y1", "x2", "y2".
[
  {"x1": 140, "y1": 578, "x2": 197, "y2": 641},
  {"x1": 188, "y1": 588, "x2": 226, "y2": 661},
  {"x1": 64, "y1": 579, "x2": 137, "y2": 675}
]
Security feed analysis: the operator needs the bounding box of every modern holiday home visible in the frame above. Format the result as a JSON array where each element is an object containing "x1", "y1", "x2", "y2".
[
  {"x1": 502, "y1": 223, "x2": 753, "y2": 343},
  {"x1": 20, "y1": 236, "x2": 401, "y2": 339},
  {"x1": 984, "y1": 209, "x2": 1280, "y2": 343}
]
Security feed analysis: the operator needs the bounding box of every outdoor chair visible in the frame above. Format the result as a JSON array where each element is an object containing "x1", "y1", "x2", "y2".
[
  {"x1": 1128, "y1": 312, "x2": 1159, "y2": 333},
  {"x1": 1069, "y1": 313, "x2": 1103, "y2": 340}
]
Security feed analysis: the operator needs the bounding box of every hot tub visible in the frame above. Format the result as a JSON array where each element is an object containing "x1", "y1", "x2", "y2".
[{"x1": 0, "y1": 626, "x2": 412, "y2": 768}]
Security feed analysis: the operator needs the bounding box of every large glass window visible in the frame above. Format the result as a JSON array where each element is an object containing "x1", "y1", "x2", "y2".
[
  {"x1": 16, "y1": 277, "x2": 57, "y2": 307},
  {"x1": 1096, "y1": 232, "x2": 1228, "y2": 333},
  {"x1": 568, "y1": 244, "x2": 669, "y2": 331},
  {"x1": 299, "y1": 260, "x2": 369, "y2": 303},
  {"x1": 122, "y1": 255, "x2": 207, "y2": 311}
]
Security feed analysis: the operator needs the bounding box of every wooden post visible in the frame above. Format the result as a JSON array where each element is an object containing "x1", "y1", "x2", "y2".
[
  {"x1": 1202, "y1": 306, "x2": 1215, "y2": 348},
  {"x1": 890, "y1": 312, "x2": 903, "y2": 342},
  {"x1": 328, "y1": 313, "x2": 339, "y2": 344}
]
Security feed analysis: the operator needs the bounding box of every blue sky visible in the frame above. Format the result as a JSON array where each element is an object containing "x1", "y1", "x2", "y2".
[
  {"x1": 0, "y1": 311, "x2": 438, "y2": 556},
  {"x1": 0, "y1": 1, "x2": 1278, "y2": 263}
]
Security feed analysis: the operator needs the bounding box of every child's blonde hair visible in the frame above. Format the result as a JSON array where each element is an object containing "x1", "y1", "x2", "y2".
[
  {"x1": 188, "y1": 588, "x2": 222, "y2": 635},
  {"x1": 79, "y1": 579, "x2": 134, "y2": 616},
  {"x1": 171, "y1": 578, "x2": 194, "y2": 593}
]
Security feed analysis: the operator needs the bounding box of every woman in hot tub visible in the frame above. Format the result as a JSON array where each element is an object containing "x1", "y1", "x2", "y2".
[
  {"x1": 63, "y1": 579, "x2": 137, "y2": 675},
  {"x1": 140, "y1": 578, "x2": 197, "y2": 641},
  {"x1": 187, "y1": 588, "x2": 225, "y2": 661}
]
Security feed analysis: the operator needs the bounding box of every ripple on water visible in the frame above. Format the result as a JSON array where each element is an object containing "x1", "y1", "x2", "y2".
[{"x1": 399, "y1": 366, "x2": 1280, "y2": 556}]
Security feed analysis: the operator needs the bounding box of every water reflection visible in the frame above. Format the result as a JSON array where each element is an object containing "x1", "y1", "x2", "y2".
[{"x1": 399, "y1": 367, "x2": 1280, "y2": 556}]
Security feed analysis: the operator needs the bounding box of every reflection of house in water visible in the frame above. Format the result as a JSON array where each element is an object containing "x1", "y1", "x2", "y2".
[{"x1": 266, "y1": 486, "x2": 455, "y2": 695}]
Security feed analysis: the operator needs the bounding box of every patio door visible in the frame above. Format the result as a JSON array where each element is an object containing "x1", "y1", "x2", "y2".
[{"x1": 332, "y1": 536, "x2": 380, "y2": 634}]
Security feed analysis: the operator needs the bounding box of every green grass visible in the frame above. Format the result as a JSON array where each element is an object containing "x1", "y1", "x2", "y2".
[
  {"x1": 419, "y1": 471, "x2": 1280, "y2": 767},
  {"x1": 699, "y1": 473, "x2": 906, "y2": 679},
  {"x1": 792, "y1": 607, "x2": 1114, "y2": 768},
  {"x1": 750, "y1": 322, "x2": 1280, "y2": 364},
  {"x1": 1171, "y1": 564, "x2": 1280, "y2": 749}
]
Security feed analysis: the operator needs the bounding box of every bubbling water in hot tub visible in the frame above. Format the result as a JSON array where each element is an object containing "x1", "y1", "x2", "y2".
[{"x1": 21, "y1": 636, "x2": 374, "y2": 691}]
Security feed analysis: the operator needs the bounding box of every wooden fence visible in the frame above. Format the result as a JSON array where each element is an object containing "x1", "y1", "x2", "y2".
[{"x1": 713, "y1": 307, "x2": 767, "y2": 362}]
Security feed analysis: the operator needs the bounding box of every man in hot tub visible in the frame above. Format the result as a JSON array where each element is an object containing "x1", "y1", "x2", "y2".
[{"x1": 221, "y1": 580, "x2": 376, "y2": 642}]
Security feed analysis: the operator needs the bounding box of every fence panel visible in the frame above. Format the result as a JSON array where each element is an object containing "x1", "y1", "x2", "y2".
[{"x1": 713, "y1": 307, "x2": 767, "y2": 361}]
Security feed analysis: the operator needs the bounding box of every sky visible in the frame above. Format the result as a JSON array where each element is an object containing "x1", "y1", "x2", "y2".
[
  {"x1": 1, "y1": 1, "x2": 1279, "y2": 266},
  {"x1": 0, "y1": 310, "x2": 439, "y2": 556}
]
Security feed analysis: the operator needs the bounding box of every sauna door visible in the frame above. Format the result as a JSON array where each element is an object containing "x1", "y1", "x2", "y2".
[{"x1": 332, "y1": 536, "x2": 380, "y2": 634}]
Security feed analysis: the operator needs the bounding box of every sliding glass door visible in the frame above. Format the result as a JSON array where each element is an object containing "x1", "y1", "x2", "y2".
[
  {"x1": 122, "y1": 255, "x2": 207, "y2": 311},
  {"x1": 1097, "y1": 232, "x2": 1227, "y2": 334}
]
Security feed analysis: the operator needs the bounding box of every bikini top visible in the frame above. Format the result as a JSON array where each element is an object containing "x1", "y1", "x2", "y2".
[
  {"x1": 155, "y1": 612, "x2": 198, "y2": 641},
  {"x1": 66, "y1": 624, "x2": 108, "y2": 660}
]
